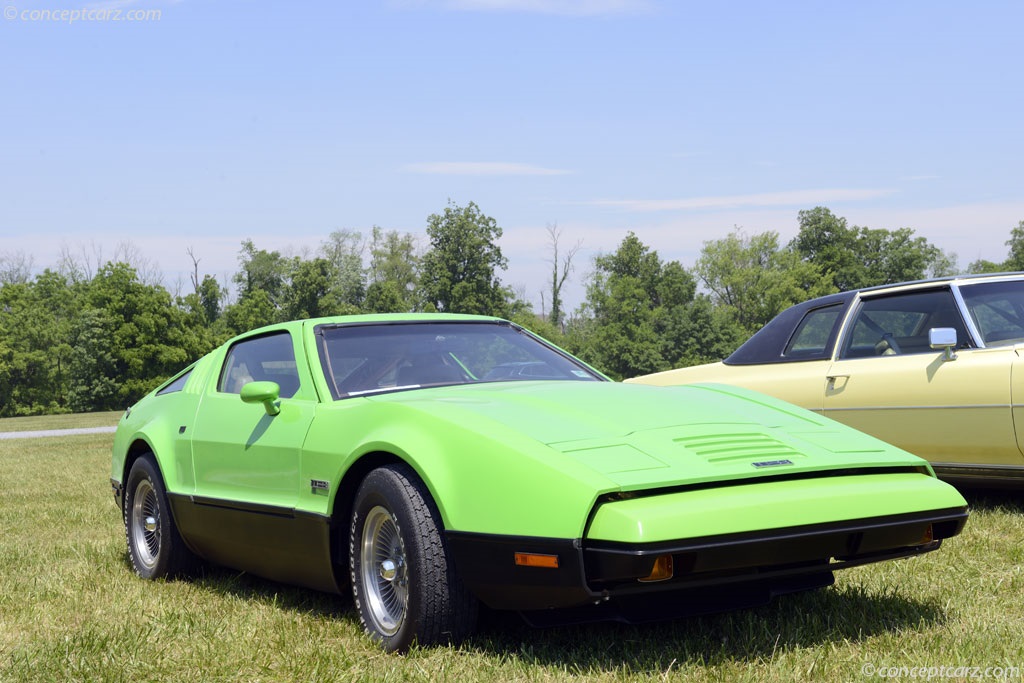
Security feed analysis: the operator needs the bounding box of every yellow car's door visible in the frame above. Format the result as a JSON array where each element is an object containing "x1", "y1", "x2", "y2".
[{"x1": 824, "y1": 342, "x2": 1021, "y2": 467}]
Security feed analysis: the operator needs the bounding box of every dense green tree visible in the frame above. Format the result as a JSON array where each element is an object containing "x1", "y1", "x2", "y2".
[
  {"x1": 197, "y1": 274, "x2": 227, "y2": 323},
  {"x1": 283, "y1": 258, "x2": 356, "y2": 319},
  {"x1": 967, "y1": 258, "x2": 1006, "y2": 274},
  {"x1": 659, "y1": 294, "x2": 745, "y2": 368},
  {"x1": 419, "y1": 201, "x2": 514, "y2": 316},
  {"x1": 222, "y1": 288, "x2": 277, "y2": 335},
  {"x1": 697, "y1": 229, "x2": 835, "y2": 334},
  {"x1": 5, "y1": 204, "x2": 1000, "y2": 418},
  {"x1": 790, "y1": 207, "x2": 863, "y2": 291},
  {"x1": 0, "y1": 271, "x2": 81, "y2": 415},
  {"x1": 66, "y1": 262, "x2": 210, "y2": 411},
  {"x1": 179, "y1": 274, "x2": 228, "y2": 333},
  {"x1": 577, "y1": 232, "x2": 738, "y2": 379},
  {"x1": 366, "y1": 227, "x2": 419, "y2": 312},
  {"x1": 66, "y1": 308, "x2": 121, "y2": 412},
  {"x1": 857, "y1": 226, "x2": 945, "y2": 284},
  {"x1": 0, "y1": 282, "x2": 63, "y2": 415},
  {"x1": 363, "y1": 280, "x2": 407, "y2": 313},
  {"x1": 791, "y1": 207, "x2": 953, "y2": 290},
  {"x1": 234, "y1": 239, "x2": 295, "y2": 308},
  {"x1": 320, "y1": 229, "x2": 366, "y2": 309}
]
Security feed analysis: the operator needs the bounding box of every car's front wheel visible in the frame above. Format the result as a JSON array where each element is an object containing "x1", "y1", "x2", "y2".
[
  {"x1": 350, "y1": 463, "x2": 478, "y2": 652},
  {"x1": 124, "y1": 454, "x2": 198, "y2": 579}
]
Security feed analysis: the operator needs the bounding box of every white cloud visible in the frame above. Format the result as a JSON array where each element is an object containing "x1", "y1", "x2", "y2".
[
  {"x1": 402, "y1": 161, "x2": 572, "y2": 176},
  {"x1": 587, "y1": 188, "x2": 897, "y2": 212}
]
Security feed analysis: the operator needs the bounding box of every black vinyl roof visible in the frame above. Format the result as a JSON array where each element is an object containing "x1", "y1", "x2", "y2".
[
  {"x1": 724, "y1": 291, "x2": 856, "y2": 365},
  {"x1": 722, "y1": 272, "x2": 1024, "y2": 365}
]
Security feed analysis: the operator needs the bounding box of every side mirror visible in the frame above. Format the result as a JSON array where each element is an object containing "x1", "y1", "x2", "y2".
[
  {"x1": 240, "y1": 380, "x2": 281, "y2": 416},
  {"x1": 929, "y1": 327, "x2": 958, "y2": 361}
]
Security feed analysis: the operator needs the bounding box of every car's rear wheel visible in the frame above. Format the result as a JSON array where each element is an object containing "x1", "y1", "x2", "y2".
[
  {"x1": 350, "y1": 463, "x2": 477, "y2": 652},
  {"x1": 124, "y1": 454, "x2": 198, "y2": 579}
]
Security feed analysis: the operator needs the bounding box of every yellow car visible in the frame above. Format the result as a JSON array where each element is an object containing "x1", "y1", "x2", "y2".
[{"x1": 629, "y1": 273, "x2": 1024, "y2": 486}]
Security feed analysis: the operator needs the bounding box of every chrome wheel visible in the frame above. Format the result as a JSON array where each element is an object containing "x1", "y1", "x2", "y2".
[
  {"x1": 350, "y1": 464, "x2": 478, "y2": 651},
  {"x1": 360, "y1": 505, "x2": 408, "y2": 636},
  {"x1": 130, "y1": 478, "x2": 160, "y2": 570}
]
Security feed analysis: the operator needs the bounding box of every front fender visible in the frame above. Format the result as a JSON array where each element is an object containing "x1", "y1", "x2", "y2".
[
  {"x1": 301, "y1": 401, "x2": 616, "y2": 539},
  {"x1": 111, "y1": 392, "x2": 198, "y2": 495}
]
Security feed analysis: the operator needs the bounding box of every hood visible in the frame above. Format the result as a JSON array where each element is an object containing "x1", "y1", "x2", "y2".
[{"x1": 370, "y1": 381, "x2": 927, "y2": 490}]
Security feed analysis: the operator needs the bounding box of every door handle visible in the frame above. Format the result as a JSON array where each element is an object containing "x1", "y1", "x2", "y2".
[{"x1": 826, "y1": 374, "x2": 850, "y2": 384}]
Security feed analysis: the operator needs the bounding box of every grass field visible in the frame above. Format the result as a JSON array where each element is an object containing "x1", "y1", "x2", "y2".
[
  {"x1": 0, "y1": 411, "x2": 121, "y2": 433},
  {"x1": 1, "y1": 413, "x2": 1022, "y2": 682}
]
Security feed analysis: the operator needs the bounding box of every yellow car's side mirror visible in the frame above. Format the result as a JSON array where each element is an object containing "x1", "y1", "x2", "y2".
[{"x1": 929, "y1": 327, "x2": 958, "y2": 361}]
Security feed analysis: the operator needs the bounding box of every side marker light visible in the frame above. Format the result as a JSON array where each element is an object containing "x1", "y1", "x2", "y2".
[
  {"x1": 639, "y1": 554, "x2": 674, "y2": 582},
  {"x1": 514, "y1": 552, "x2": 559, "y2": 569}
]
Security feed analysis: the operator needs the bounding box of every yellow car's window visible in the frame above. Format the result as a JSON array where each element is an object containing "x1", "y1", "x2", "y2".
[
  {"x1": 783, "y1": 304, "x2": 842, "y2": 358},
  {"x1": 961, "y1": 281, "x2": 1024, "y2": 346},
  {"x1": 841, "y1": 289, "x2": 968, "y2": 358}
]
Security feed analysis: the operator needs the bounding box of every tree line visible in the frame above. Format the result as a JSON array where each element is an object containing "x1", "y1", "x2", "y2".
[{"x1": 2, "y1": 201, "x2": 1022, "y2": 416}]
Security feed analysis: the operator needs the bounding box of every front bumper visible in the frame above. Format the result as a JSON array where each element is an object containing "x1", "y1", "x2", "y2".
[{"x1": 445, "y1": 505, "x2": 967, "y2": 622}]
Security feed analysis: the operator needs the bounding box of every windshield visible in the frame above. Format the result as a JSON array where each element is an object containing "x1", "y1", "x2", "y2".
[{"x1": 316, "y1": 321, "x2": 603, "y2": 399}]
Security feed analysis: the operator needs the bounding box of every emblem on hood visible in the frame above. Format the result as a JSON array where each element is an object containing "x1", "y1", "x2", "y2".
[{"x1": 751, "y1": 459, "x2": 794, "y2": 469}]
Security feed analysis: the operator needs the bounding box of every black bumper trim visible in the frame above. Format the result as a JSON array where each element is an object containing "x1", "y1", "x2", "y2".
[
  {"x1": 446, "y1": 533, "x2": 595, "y2": 611},
  {"x1": 584, "y1": 507, "x2": 967, "y2": 583},
  {"x1": 446, "y1": 506, "x2": 968, "y2": 617}
]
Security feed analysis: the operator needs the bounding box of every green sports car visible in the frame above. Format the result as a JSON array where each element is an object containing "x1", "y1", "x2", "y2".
[{"x1": 111, "y1": 314, "x2": 968, "y2": 651}]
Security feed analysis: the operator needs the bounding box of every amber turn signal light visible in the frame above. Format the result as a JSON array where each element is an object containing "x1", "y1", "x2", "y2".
[
  {"x1": 514, "y1": 552, "x2": 559, "y2": 569},
  {"x1": 638, "y1": 554, "x2": 674, "y2": 582}
]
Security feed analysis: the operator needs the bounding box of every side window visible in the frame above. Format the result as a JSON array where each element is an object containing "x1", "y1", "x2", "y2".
[
  {"x1": 156, "y1": 369, "x2": 192, "y2": 396},
  {"x1": 960, "y1": 281, "x2": 1024, "y2": 346},
  {"x1": 218, "y1": 332, "x2": 300, "y2": 398},
  {"x1": 840, "y1": 289, "x2": 968, "y2": 359},
  {"x1": 783, "y1": 304, "x2": 842, "y2": 358}
]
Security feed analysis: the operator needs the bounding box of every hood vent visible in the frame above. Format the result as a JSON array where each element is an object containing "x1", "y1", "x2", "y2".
[{"x1": 673, "y1": 432, "x2": 805, "y2": 465}]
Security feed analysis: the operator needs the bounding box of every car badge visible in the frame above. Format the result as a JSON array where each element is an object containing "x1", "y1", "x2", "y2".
[
  {"x1": 310, "y1": 479, "x2": 330, "y2": 493},
  {"x1": 751, "y1": 459, "x2": 794, "y2": 468}
]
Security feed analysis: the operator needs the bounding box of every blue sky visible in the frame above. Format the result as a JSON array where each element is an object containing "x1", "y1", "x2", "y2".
[{"x1": 2, "y1": 0, "x2": 1022, "y2": 310}]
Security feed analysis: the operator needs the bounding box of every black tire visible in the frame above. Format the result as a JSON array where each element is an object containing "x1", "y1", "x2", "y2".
[
  {"x1": 349, "y1": 463, "x2": 478, "y2": 652},
  {"x1": 123, "y1": 454, "x2": 198, "y2": 579}
]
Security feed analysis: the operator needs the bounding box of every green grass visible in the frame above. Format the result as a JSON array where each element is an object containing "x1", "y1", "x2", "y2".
[
  {"x1": 1, "y1": 414, "x2": 1022, "y2": 682},
  {"x1": 0, "y1": 411, "x2": 121, "y2": 432}
]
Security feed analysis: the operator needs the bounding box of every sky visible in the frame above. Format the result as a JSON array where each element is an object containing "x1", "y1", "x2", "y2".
[{"x1": 1, "y1": 0, "x2": 1022, "y2": 311}]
